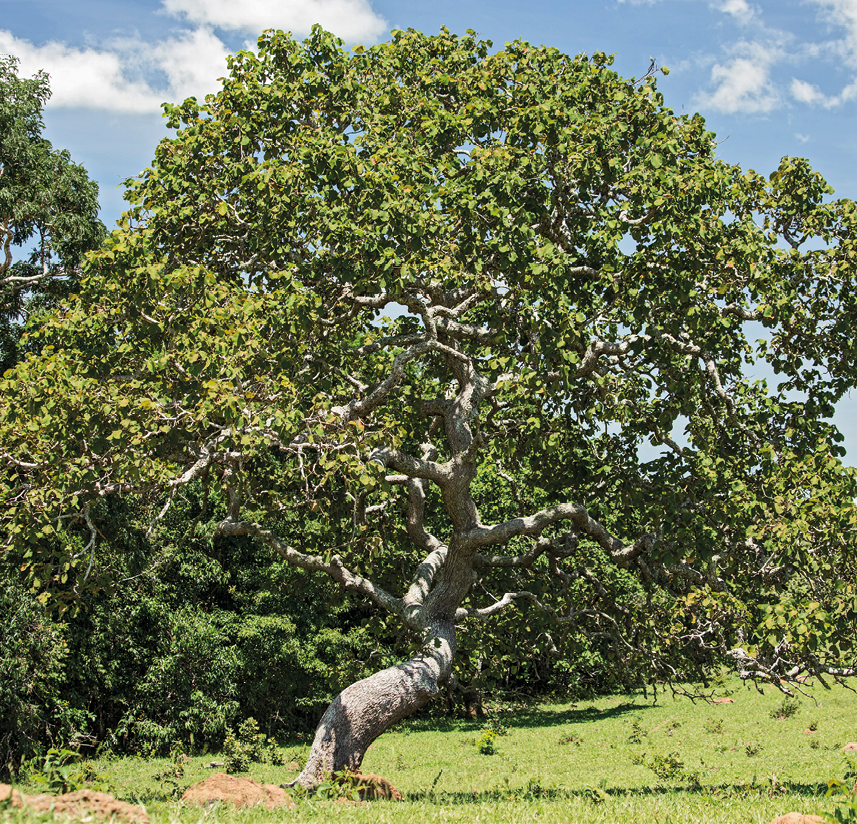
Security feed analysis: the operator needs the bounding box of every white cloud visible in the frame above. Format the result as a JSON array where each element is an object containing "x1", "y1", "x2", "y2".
[
  {"x1": 161, "y1": 0, "x2": 388, "y2": 42},
  {"x1": 0, "y1": 27, "x2": 231, "y2": 112},
  {"x1": 0, "y1": 0, "x2": 387, "y2": 113},
  {"x1": 791, "y1": 77, "x2": 828, "y2": 105},
  {"x1": 795, "y1": 133, "x2": 811, "y2": 143},
  {"x1": 695, "y1": 41, "x2": 782, "y2": 113},
  {"x1": 791, "y1": 74, "x2": 857, "y2": 106},
  {"x1": 713, "y1": 0, "x2": 756, "y2": 25},
  {"x1": 807, "y1": 0, "x2": 857, "y2": 64},
  {"x1": 119, "y1": 27, "x2": 231, "y2": 104},
  {"x1": 0, "y1": 29, "x2": 164, "y2": 112}
]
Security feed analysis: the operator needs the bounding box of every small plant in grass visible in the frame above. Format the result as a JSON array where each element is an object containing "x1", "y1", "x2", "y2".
[
  {"x1": 152, "y1": 740, "x2": 187, "y2": 797},
  {"x1": 477, "y1": 729, "x2": 499, "y2": 755},
  {"x1": 583, "y1": 784, "x2": 609, "y2": 805},
  {"x1": 628, "y1": 717, "x2": 647, "y2": 744},
  {"x1": 823, "y1": 764, "x2": 857, "y2": 823},
  {"x1": 823, "y1": 801, "x2": 857, "y2": 824},
  {"x1": 267, "y1": 740, "x2": 285, "y2": 766},
  {"x1": 812, "y1": 738, "x2": 822, "y2": 749},
  {"x1": 223, "y1": 733, "x2": 250, "y2": 773},
  {"x1": 291, "y1": 744, "x2": 308, "y2": 770},
  {"x1": 771, "y1": 696, "x2": 801, "y2": 720},
  {"x1": 640, "y1": 752, "x2": 704, "y2": 788},
  {"x1": 647, "y1": 751, "x2": 686, "y2": 782},
  {"x1": 809, "y1": 720, "x2": 820, "y2": 731},
  {"x1": 486, "y1": 716, "x2": 510, "y2": 737},
  {"x1": 745, "y1": 741, "x2": 764, "y2": 757},
  {"x1": 558, "y1": 733, "x2": 582, "y2": 746},
  {"x1": 223, "y1": 716, "x2": 280, "y2": 773},
  {"x1": 705, "y1": 719, "x2": 725, "y2": 734},
  {"x1": 26, "y1": 747, "x2": 111, "y2": 794},
  {"x1": 237, "y1": 717, "x2": 266, "y2": 761}
]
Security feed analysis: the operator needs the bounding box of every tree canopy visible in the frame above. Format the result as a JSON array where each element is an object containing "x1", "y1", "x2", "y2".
[
  {"x1": 1, "y1": 27, "x2": 856, "y2": 785},
  {"x1": 0, "y1": 55, "x2": 105, "y2": 372}
]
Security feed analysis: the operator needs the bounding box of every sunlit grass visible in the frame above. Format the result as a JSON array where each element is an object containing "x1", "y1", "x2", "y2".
[{"x1": 6, "y1": 676, "x2": 857, "y2": 823}]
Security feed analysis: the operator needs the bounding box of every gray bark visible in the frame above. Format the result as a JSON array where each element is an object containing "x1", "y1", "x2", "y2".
[{"x1": 293, "y1": 617, "x2": 456, "y2": 787}]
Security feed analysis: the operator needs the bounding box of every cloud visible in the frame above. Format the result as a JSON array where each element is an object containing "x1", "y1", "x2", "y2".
[
  {"x1": 0, "y1": 0, "x2": 387, "y2": 113},
  {"x1": 0, "y1": 29, "x2": 166, "y2": 112},
  {"x1": 791, "y1": 74, "x2": 857, "y2": 106},
  {"x1": 807, "y1": 0, "x2": 857, "y2": 64},
  {"x1": 0, "y1": 27, "x2": 231, "y2": 113},
  {"x1": 791, "y1": 77, "x2": 828, "y2": 105},
  {"x1": 161, "y1": 0, "x2": 388, "y2": 42},
  {"x1": 794, "y1": 133, "x2": 811, "y2": 143},
  {"x1": 713, "y1": 0, "x2": 756, "y2": 25},
  {"x1": 118, "y1": 27, "x2": 232, "y2": 104},
  {"x1": 695, "y1": 40, "x2": 782, "y2": 113}
]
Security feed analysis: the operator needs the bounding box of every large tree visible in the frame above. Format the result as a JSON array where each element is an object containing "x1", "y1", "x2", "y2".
[
  {"x1": 0, "y1": 55, "x2": 104, "y2": 372},
  {"x1": 2, "y1": 28, "x2": 856, "y2": 787}
]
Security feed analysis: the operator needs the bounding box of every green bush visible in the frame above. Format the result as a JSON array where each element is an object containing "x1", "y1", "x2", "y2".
[{"x1": 0, "y1": 578, "x2": 89, "y2": 776}]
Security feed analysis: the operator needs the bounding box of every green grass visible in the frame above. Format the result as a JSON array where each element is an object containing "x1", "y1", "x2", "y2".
[{"x1": 7, "y1": 677, "x2": 857, "y2": 823}]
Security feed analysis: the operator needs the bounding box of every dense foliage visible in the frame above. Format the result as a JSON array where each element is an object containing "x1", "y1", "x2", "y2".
[{"x1": 0, "y1": 55, "x2": 104, "y2": 372}]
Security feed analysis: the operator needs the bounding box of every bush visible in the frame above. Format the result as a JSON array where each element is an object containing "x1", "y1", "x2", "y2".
[{"x1": 0, "y1": 578, "x2": 89, "y2": 776}]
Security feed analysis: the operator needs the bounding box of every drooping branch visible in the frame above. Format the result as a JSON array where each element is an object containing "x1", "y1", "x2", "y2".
[{"x1": 213, "y1": 517, "x2": 410, "y2": 625}]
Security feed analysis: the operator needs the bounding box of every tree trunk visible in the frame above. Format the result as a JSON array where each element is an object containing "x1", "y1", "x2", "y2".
[{"x1": 292, "y1": 617, "x2": 456, "y2": 788}]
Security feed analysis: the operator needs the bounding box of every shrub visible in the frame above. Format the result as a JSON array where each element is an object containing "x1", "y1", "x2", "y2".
[{"x1": 0, "y1": 578, "x2": 89, "y2": 776}]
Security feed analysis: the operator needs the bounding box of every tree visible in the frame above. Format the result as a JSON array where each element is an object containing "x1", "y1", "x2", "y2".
[
  {"x1": 2, "y1": 27, "x2": 856, "y2": 787},
  {"x1": 0, "y1": 55, "x2": 105, "y2": 372}
]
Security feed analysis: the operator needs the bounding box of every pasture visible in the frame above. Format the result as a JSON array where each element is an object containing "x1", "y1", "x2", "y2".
[{"x1": 5, "y1": 677, "x2": 857, "y2": 824}]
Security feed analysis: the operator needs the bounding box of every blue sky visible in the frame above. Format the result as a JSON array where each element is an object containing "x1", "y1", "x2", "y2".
[{"x1": 2, "y1": 0, "x2": 855, "y2": 459}]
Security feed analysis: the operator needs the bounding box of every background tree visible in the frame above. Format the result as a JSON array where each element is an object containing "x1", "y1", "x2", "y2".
[
  {"x1": 2, "y1": 28, "x2": 856, "y2": 787},
  {"x1": 0, "y1": 54, "x2": 105, "y2": 372}
]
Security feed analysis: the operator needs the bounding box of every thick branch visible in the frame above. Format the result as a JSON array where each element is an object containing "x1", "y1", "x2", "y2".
[{"x1": 213, "y1": 518, "x2": 409, "y2": 625}]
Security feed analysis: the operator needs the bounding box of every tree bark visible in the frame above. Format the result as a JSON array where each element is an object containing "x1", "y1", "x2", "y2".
[{"x1": 292, "y1": 617, "x2": 456, "y2": 788}]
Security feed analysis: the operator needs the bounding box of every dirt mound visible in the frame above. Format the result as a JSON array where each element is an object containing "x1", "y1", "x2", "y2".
[
  {"x1": 345, "y1": 772, "x2": 402, "y2": 801},
  {"x1": 181, "y1": 773, "x2": 295, "y2": 809},
  {"x1": 766, "y1": 814, "x2": 823, "y2": 824},
  {"x1": 843, "y1": 742, "x2": 857, "y2": 752},
  {"x1": 0, "y1": 784, "x2": 148, "y2": 822},
  {"x1": 710, "y1": 697, "x2": 735, "y2": 704}
]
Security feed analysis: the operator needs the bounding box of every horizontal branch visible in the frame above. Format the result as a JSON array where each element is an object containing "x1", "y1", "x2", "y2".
[{"x1": 213, "y1": 517, "x2": 410, "y2": 625}]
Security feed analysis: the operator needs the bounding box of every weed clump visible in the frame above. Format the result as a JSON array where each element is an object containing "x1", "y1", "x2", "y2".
[
  {"x1": 477, "y1": 729, "x2": 499, "y2": 755},
  {"x1": 23, "y1": 747, "x2": 111, "y2": 794},
  {"x1": 771, "y1": 696, "x2": 800, "y2": 720},
  {"x1": 628, "y1": 717, "x2": 647, "y2": 744},
  {"x1": 223, "y1": 718, "x2": 284, "y2": 773}
]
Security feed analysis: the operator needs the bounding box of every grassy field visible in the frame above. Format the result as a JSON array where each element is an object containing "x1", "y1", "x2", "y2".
[{"x1": 6, "y1": 677, "x2": 857, "y2": 824}]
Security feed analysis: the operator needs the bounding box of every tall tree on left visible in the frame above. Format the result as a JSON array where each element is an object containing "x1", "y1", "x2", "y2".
[{"x1": 0, "y1": 55, "x2": 105, "y2": 372}]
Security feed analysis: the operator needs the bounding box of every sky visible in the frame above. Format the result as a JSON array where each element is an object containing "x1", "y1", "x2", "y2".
[{"x1": 1, "y1": 0, "x2": 855, "y2": 459}]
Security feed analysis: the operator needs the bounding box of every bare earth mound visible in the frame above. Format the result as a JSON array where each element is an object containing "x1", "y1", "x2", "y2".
[
  {"x1": 181, "y1": 773, "x2": 295, "y2": 809},
  {"x1": 349, "y1": 772, "x2": 402, "y2": 801},
  {"x1": 767, "y1": 814, "x2": 824, "y2": 824},
  {"x1": 0, "y1": 785, "x2": 148, "y2": 823}
]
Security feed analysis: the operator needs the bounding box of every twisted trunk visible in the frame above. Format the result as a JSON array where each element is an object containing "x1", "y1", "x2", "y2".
[{"x1": 292, "y1": 616, "x2": 457, "y2": 787}]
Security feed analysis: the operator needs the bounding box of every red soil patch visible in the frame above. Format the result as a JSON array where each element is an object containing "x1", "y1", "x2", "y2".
[
  {"x1": 181, "y1": 773, "x2": 295, "y2": 809},
  {"x1": 843, "y1": 743, "x2": 857, "y2": 752},
  {"x1": 767, "y1": 814, "x2": 824, "y2": 824},
  {"x1": 346, "y1": 773, "x2": 402, "y2": 801},
  {"x1": 710, "y1": 698, "x2": 735, "y2": 704},
  {"x1": 0, "y1": 785, "x2": 148, "y2": 822}
]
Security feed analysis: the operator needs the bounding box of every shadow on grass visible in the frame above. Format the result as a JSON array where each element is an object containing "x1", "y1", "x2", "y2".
[
  {"x1": 406, "y1": 779, "x2": 829, "y2": 805},
  {"x1": 395, "y1": 700, "x2": 651, "y2": 735}
]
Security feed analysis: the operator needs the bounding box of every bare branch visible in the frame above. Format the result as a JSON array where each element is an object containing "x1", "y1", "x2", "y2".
[{"x1": 213, "y1": 517, "x2": 410, "y2": 625}]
